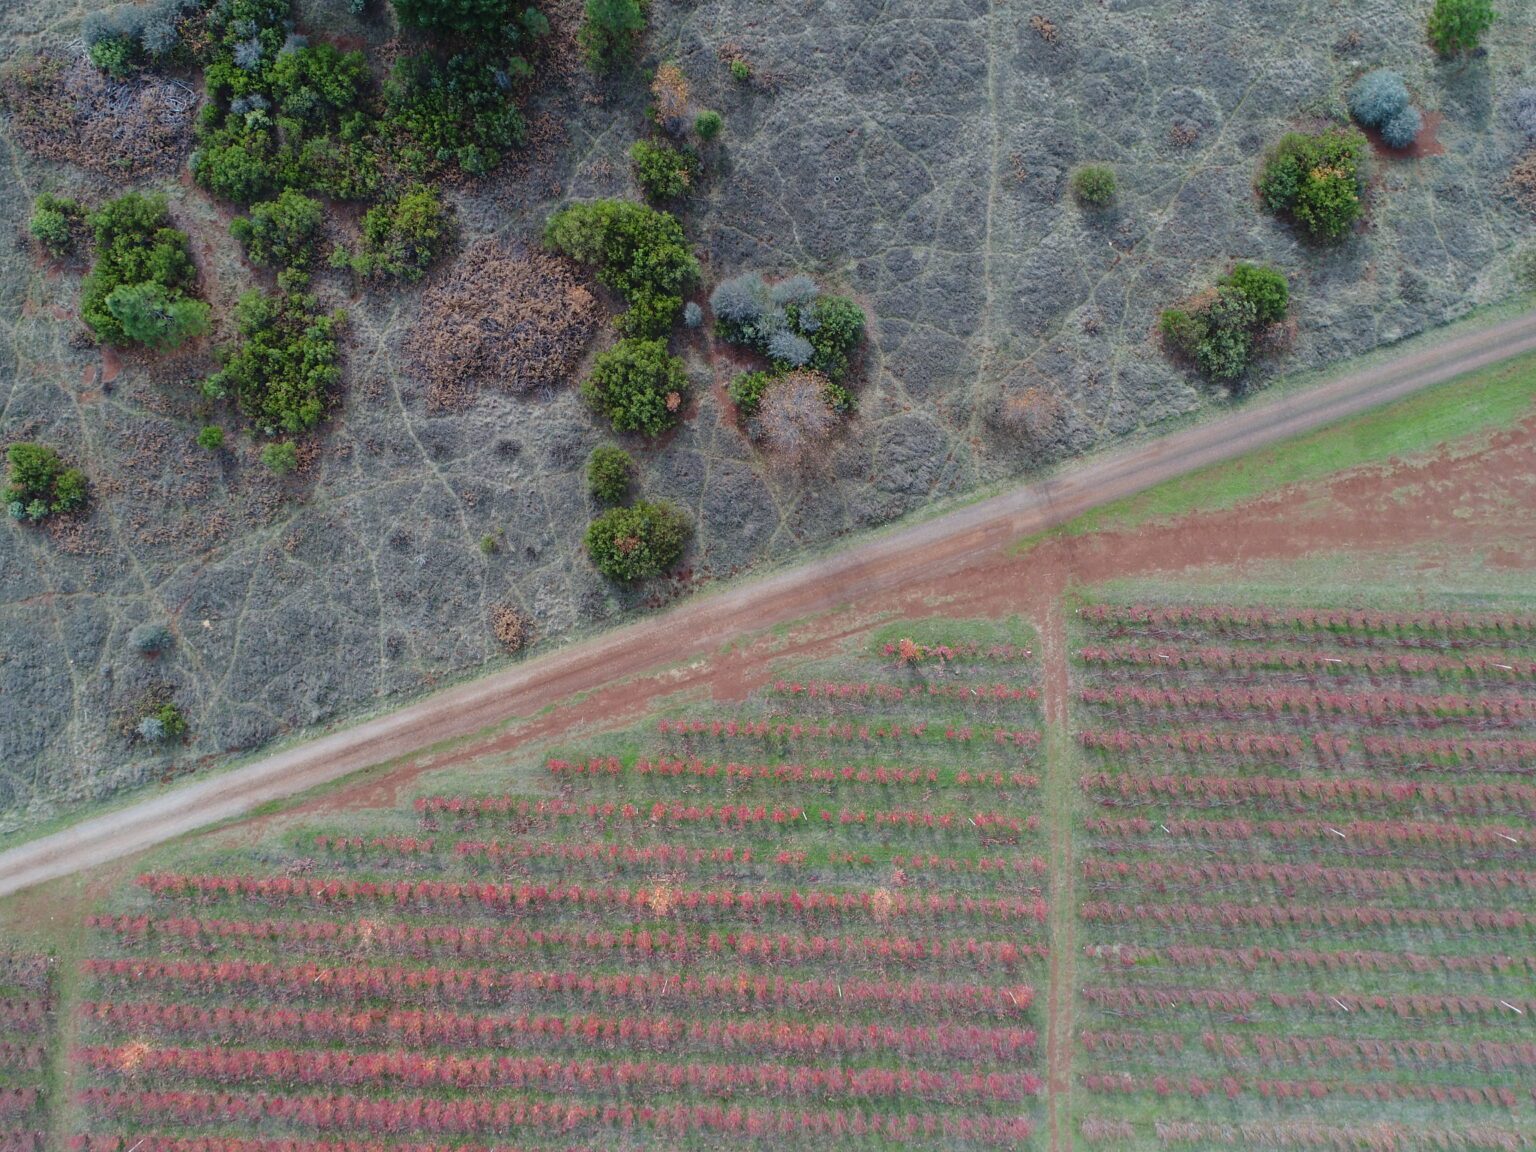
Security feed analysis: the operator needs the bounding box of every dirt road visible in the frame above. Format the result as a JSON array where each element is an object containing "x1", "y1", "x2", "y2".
[{"x1": 3, "y1": 309, "x2": 1536, "y2": 898}]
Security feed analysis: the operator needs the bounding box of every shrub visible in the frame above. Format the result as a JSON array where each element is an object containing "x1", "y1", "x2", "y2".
[
  {"x1": 587, "y1": 445, "x2": 634, "y2": 504},
  {"x1": 543, "y1": 199, "x2": 698, "y2": 337},
  {"x1": 1159, "y1": 309, "x2": 1207, "y2": 356},
  {"x1": 89, "y1": 36, "x2": 141, "y2": 80},
  {"x1": 651, "y1": 64, "x2": 689, "y2": 129},
  {"x1": 1220, "y1": 262, "x2": 1290, "y2": 323},
  {"x1": 805, "y1": 295, "x2": 865, "y2": 381},
  {"x1": 206, "y1": 292, "x2": 344, "y2": 435},
  {"x1": 585, "y1": 501, "x2": 690, "y2": 581},
  {"x1": 1427, "y1": 0, "x2": 1496, "y2": 56},
  {"x1": 136, "y1": 701, "x2": 188, "y2": 742},
  {"x1": 268, "y1": 44, "x2": 368, "y2": 125},
  {"x1": 1381, "y1": 104, "x2": 1424, "y2": 149},
  {"x1": 770, "y1": 274, "x2": 819, "y2": 307},
  {"x1": 81, "y1": 193, "x2": 204, "y2": 347},
  {"x1": 384, "y1": 50, "x2": 529, "y2": 179},
  {"x1": 390, "y1": 0, "x2": 531, "y2": 34},
  {"x1": 1347, "y1": 69, "x2": 1409, "y2": 128},
  {"x1": 683, "y1": 301, "x2": 703, "y2": 328},
  {"x1": 767, "y1": 330, "x2": 813, "y2": 367},
  {"x1": 1257, "y1": 128, "x2": 1367, "y2": 241},
  {"x1": 230, "y1": 190, "x2": 325, "y2": 271},
  {"x1": 709, "y1": 272, "x2": 768, "y2": 327},
  {"x1": 729, "y1": 60, "x2": 750, "y2": 82},
  {"x1": 580, "y1": 339, "x2": 689, "y2": 435},
  {"x1": 29, "y1": 194, "x2": 82, "y2": 258},
  {"x1": 630, "y1": 139, "x2": 700, "y2": 201},
  {"x1": 758, "y1": 370, "x2": 838, "y2": 460},
  {"x1": 694, "y1": 110, "x2": 722, "y2": 140},
  {"x1": 197, "y1": 425, "x2": 225, "y2": 450},
  {"x1": 4, "y1": 443, "x2": 87, "y2": 521},
  {"x1": 1071, "y1": 165, "x2": 1116, "y2": 207},
  {"x1": 129, "y1": 622, "x2": 174, "y2": 655},
  {"x1": 261, "y1": 441, "x2": 299, "y2": 474},
  {"x1": 489, "y1": 603, "x2": 532, "y2": 651},
  {"x1": 581, "y1": 0, "x2": 645, "y2": 73},
  {"x1": 104, "y1": 282, "x2": 211, "y2": 351},
  {"x1": 728, "y1": 370, "x2": 771, "y2": 416},
  {"x1": 1193, "y1": 289, "x2": 1257, "y2": 381},
  {"x1": 350, "y1": 184, "x2": 453, "y2": 283},
  {"x1": 712, "y1": 274, "x2": 864, "y2": 382}
]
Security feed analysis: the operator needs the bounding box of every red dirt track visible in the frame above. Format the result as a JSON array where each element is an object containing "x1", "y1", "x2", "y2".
[{"x1": 2, "y1": 309, "x2": 1536, "y2": 902}]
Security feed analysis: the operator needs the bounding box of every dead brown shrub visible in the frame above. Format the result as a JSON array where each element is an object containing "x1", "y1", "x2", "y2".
[
  {"x1": 651, "y1": 64, "x2": 690, "y2": 126},
  {"x1": 1510, "y1": 151, "x2": 1536, "y2": 214},
  {"x1": 1168, "y1": 122, "x2": 1201, "y2": 148},
  {"x1": 999, "y1": 385, "x2": 1068, "y2": 444},
  {"x1": 0, "y1": 54, "x2": 197, "y2": 177},
  {"x1": 405, "y1": 242, "x2": 599, "y2": 410},
  {"x1": 1028, "y1": 14, "x2": 1059, "y2": 44},
  {"x1": 490, "y1": 604, "x2": 532, "y2": 653},
  {"x1": 758, "y1": 370, "x2": 838, "y2": 463}
]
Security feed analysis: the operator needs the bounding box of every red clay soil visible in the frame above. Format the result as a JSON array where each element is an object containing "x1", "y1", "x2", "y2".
[{"x1": 1365, "y1": 110, "x2": 1447, "y2": 160}]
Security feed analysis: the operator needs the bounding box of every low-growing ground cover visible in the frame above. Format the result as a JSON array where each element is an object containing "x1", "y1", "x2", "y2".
[{"x1": 1070, "y1": 601, "x2": 1536, "y2": 1150}]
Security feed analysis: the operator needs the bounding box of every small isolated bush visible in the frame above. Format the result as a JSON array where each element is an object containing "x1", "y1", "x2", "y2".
[
  {"x1": 587, "y1": 445, "x2": 634, "y2": 504},
  {"x1": 1221, "y1": 262, "x2": 1290, "y2": 323},
  {"x1": 630, "y1": 139, "x2": 700, "y2": 201},
  {"x1": 1071, "y1": 165, "x2": 1116, "y2": 207},
  {"x1": 1427, "y1": 0, "x2": 1496, "y2": 56},
  {"x1": 543, "y1": 199, "x2": 699, "y2": 338},
  {"x1": 480, "y1": 533, "x2": 499, "y2": 555},
  {"x1": 490, "y1": 603, "x2": 532, "y2": 652},
  {"x1": 585, "y1": 501, "x2": 690, "y2": 582},
  {"x1": 694, "y1": 110, "x2": 722, "y2": 140},
  {"x1": 1160, "y1": 264, "x2": 1289, "y2": 384},
  {"x1": 230, "y1": 190, "x2": 325, "y2": 272},
  {"x1": 260, "y1": 441, "x2": 299, "y2": 474},
  {"x1": 197, "y1": 425, "x2": 225, "y2": 451},
  {"x1": 29, "y1": 194, "x2": 83, "y2": 258},
  {"x1": 683, "y1": 301, "x2": 703, "y2": 328},
  {"x1": 1257, "y1": 127, "x2": 1367, "y2": 241},
  {"x1": 129, "y1": 622, "x2": 174, "y2": 655},
  {"x1": 729, "y1": 370, "x2": 771, "y2": 416},
  {"x1": 348, "y1": 184, "x2": 453, "y2": 283},
  {"x1": 81, "y1": 193, "x2": 204, "y2": 347},
  {"x1": 581, "y1": 339, "x2": 689, "y2": 435},
  {"x1": 581, "y1": 0, "x2": 645, "y2": 73},
  {"x1": 1381, "y1": 104, "x2": 1424, "y2": 149},
  {"x1": 5, "y1": 443, "x2": 87, "y2": 522},
  {"x1": 135, "y1": 700, "x2": 188, "y2": 742},
  {"x1": 1347, "y1": 69, "x2": 1410, "y2": 128},
  {"x1": 758, "y1": 370, "x2": 839, "y2": 462},
  {"x1": 207, "y1": 292, "x2": 344, "y2": 435},
  {"x1": 729, "y1": 60, "x2": 750, "y2": 83}
]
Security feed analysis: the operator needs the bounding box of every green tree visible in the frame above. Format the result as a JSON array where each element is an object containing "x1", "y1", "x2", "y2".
[
  {"x1": 196, "y1": 425, "x2": 226, "y2": 450},
  {"x1": 1257, "y1": 128, "x2": 1366, "y2": 242},
  {"x1": 543, "y1": 199, "x2": 697, "y2": 337},
  {"x1": 1427, "y1": 0, "x2": 1496, "y2": 55},
  {"x1": 585, "y1": 501, "x2": 690, "y2": 581},
  {"x1": 104, "y1": 282, "x2": 212, "y2": 351},
  {"x1": 230, "y1": 190, "x2": 325, "y2": 271},
  {"x1": 1220, "y1": 263, "x2": 1290, "y2": 324},
  {"x1": 261, "y1": 441, "x2": 299, "y2": 474},
  {"x1": 580, "y1": 0, "x2": 645, "y2": 72},
  {"x1": 586, "y1": 445, "x2": 634, "y2": 504},
  {"x1": 81, "y1": 193, "x2": 203, "y2": 346},
  {"x1": 390, "y1": 0, "x2": 522, "y2": 34},
  {"x1": 581, "y1": 339, "x2": 690, "y2": 435},
  {"x1": 350, "y1": 184, "x2": 453, "y2": 283}
]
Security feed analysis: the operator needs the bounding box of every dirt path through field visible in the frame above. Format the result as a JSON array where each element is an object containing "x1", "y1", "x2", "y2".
[{"x1": 2, "y1": 309, "x2": 1536, "y2": 900}]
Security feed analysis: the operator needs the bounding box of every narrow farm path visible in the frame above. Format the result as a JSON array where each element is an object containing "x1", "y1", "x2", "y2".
[
  {"x1": 3, "y1": 308, "x2": 1536, "y2": 898},
  {"x1": 1040, "y1": 602, "x2": 1077, "y2": 1152}
]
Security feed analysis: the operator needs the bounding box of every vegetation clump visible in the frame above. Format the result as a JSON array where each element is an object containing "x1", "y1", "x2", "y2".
[
  {"x1": 135, "y1": 700, "x2": 189, "y2": 743},
  {"x1": 83, "y1": 0, "x2": 201, "y2": 79},
  {"x1": 5, "y1": 444, "x2": 87, "y2": 523},
  {"x1": 489, "y1": 602, "x2": 532, "y2": 651},
  {"x1": 587, "y1": 445, "x2": 635, "y2": 504},
  {"x1": 1427, "y1": 0, "x2": 1496, "y2": 56},
  {"x1": 580, "y1": 339, "x2": 690, "y2": 436},
  {"x1": 581, "y1": 0, "x2": 645, "y2": 73},
  {"x1": 1347, "y1": 70, "x2": 1422, "y2": 150},
  {"x1": 544, "y1": 199, "x2": 699, "y2": 337},
  {"x1": 81, "y1": 193, "x2": 209, "y2": 349},
  {"x1": 205, "y1": 292, "x2": 344, "y2": 435},
  {"x1": 1257, "y1": 127, "x2": 1367, "y2": 241},
  {"x1": 197, "y1": 425, "x2": 226, "y2": 450},
  {"x1": 694, "y1": 110, "x2": 722, "y2": 141},
  {"x1": 342, "y1": 184, "x2": 454, "y2": 283},
  {"x1": 710, "y1": 272, "x2": 865, "y2": 384},
  {"x1": 260, "y1": 441, "x2": 299, "y2": 474},
  {"x1": 630, "y1": 139, "x2": 700, "y2": 201},
  {"x1": 728, "y1": 370, "x2": 772, "y2": 417},
  {"x1": 384, "y1": 50, "x2": 531, "y2": 178},
  {"x1": 29, "y1": 194, "x2": 84, "y2": 258},
  {"x1": 1159, "y1": 263, "x2": 1291, "y2": 383},
  {"x1": 1071, "y1": 165, "x2": 1116, "y2": 207},
  {"x1": 230, "y1": 190, "x2": 325, "y2": 275},
  {"x1": 129, "y1": 622, "x2": 174, "y2": 655},
  {"x1": 585, "y1": 500, "x2": 690, "y2": 582},
  {"x1": 758, "y1": 370, "x2": 840, "y2": 463},
  {"x1": 390, "y1": 0, "x2": 539, "y2": 34}
]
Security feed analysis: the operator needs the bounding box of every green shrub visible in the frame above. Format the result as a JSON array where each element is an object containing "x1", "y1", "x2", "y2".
[
  {"x1": 197, "y1": 425, "x2": 226, "y2": 450},
  {"x1": 384, "y1": 51, "x2": 529, "y2": 179},
  {"x1": 129, "y1": 622, "x2": 174, "y2": 654},
  {"x1": 390, "y1": 0, "x2": 530, "y2": 34},
  {"x1": 230, "y1": 190, "x2": 325, "y2": 271},
  {"x1": 347, "y1": 184, "x2": 453, "y2": 283},
  {"x1": 543, "y1": 199, "x2": 698, "y2": 337},
  {"x1": 1427, "y1": 0, "x2": 1496, "y2": 55},
  {"x1": 479, "y1": 533, "x2": 499, "y2": 555},
  {"x1": 710, "y1": 274, "x2": 865, "y2": 384},
  {"x1": 80, "y1": 193, "x2": 204, "y2": 347},
  {"x1": 89, "y1": 36, "x2": 141, "y2": 80},
  {"x1": 581, "y1": 339, "x2": 689, "y2": 435},
  {"x1": 4, "y1": 443, "x2": 87, "y2": 521},
  {"x1": 805, "y1": 295, "x2": 865, "y2": 381},
  {"x1": 587, "y1": 445, "x2": 634, "y2": 504},
  {"x1": 1158, "y1": 309, "x2": 1207, "y2": 356},
  {"x1": 585, "y1": 500, "x2": 690, "y2": 581},
  {"x1": 1193, "y1": 289, "x2": 1258, "y2": 381},
  {"x1": 729, "y1": 60, "x2": 750, "y2": 82},
  {"x1": 1220, "y1": 262, "x2": 1290, "y2": 324},
  {"x1": 580, "y1": 0, "x2": 645, "y2": 73},
  {"x1": 1257, "y1": 128, "x2": 1367, "y2": 242},
  {"x1": 192, "y1": 136, "x2": 278, "y2": 204},
  {"x1": 137, "y1": 700, "x2": 189, "y2": 741},
  {"x1": 206, "y1": 292, "x2": 344, "y2": 435},
  {"x1": 728, "y1": 370, "x2": 771, "y2": 416},
  {"x1": 630, "y1": 139, "x2": 700, "y2": 201},
  {"x1": 104, "y1": 282, "x2": 212, "y2": 351},
  {"x1": 694, "y1": 110, "x2": 722, "y2": 140},
  {"x1": 268, "y1": 44, "x2": 369, "y2": 125},
  {"x1": 261, "y1": 441, "x2": 299, "y2": 474},
  {"x1": 29, "y1": 194, "x2": 82, "y2": 258},
  {"x1": 1071, "y1": 165, "x2": 1116, "y2": 207}
]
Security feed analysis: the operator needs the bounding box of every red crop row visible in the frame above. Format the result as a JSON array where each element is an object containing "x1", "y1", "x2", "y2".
[
  {"x1": 1081, "y1": 1072, "x2": 1523, "y2": 1108},
  {"x1": 1079, "y1": 644, "x2": 1536, "y2": 680},
  {"x1": 880, "y1": 640, "x2": 1033, "y2": 662},
  {"x1": 93, "y1": 914, "x2": 1045, "y2": 968},
  {"x1": 770, "y1": 679, "x2": 1038, "y2": 703},
  {"x1": 77, "y1": 1043, "x2": 1041, "y2": 1101},
  {"x1": 1078, "y1": 602, "x2": 1536, "y2": 636},
  {"x1": 0, "y1": 1000, "x2": 47, "y2": 1033},
  {"x1": 0, "y1": 1044, "x2": 44, "y2": 1072},
  {"x1": 657, "y1": 718, "x2": 1043, "y2": 745},
  {"x1": 546, "y1": 758, "x2": 1039, "y2": 789},
  {"x1": 0, "y1": 1089, "x2": 36, "y2": 1119},
  {"x1": 0, "y1": 1133, "x2": 42, "y2": 1152},
  {"x1": 1079, "y1": 772, "x2": 1536, "y2": 813},
  {"x1": 1081, "y1": 857, "x2": 1536, "y2": 897},
  {"x1": 1085, "y1": 943, "x2": 1536, "y2": 979},
  {"x1": 81, "y1": 1000, "x2": 1038, "y2": 1061},
  {"x1": 1081, "y1": 685, "x2": 1534, "y2": 721},
  {"x1": 1220, "y1": 1032, "x2": 1536, "y2": 1072},
  {"x1": 313, "y1": 836, "x2": 434, "y2": 855},
  {"x1": 1081, "y1": 900, "x2": 1536, "y2": 933},
  {"x1": 1083, "y1": 729, "x2": 1536, "y2": 769},
  {"x1": 1082, "y1": 985, "x2": 1536, "y2": 1019},
  {"x1": 133, "y1": 873, "x2": 1047, "y2": 922},
  {"x1": 84, "y1": 958, "x2": 1036, "y2": 1017},
  {"x1": 71, "y1": 1138, "x2": 601, "y2": 1152},
  {"x1": 1083, "y1": 816, "x2": 1531, "y2": 850},
  {"x1": 452, "y1": 840, "x2": 1038, "y2": 875},
  {"x1": 79, "y1": 1088, "x2": 1035, "y2": 1145},
  {"x1": 1151, "y1": 1119, "x2": 1536, "y2": 1152},
  {"x1": 1080, "y1": 1030, "x2": 1185, "y2": 1055}
]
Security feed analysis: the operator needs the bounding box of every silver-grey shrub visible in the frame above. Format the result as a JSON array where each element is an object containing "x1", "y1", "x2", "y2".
[
  {"x1": 769, "y1": 274, "x2": 819, "y2": 307},
  {"x1": 1381, "y1": 105, "x2": 1423, "y2": 149},
  {"x1": 709, "y1": 273, "x2": 767, "y2": 324},
  {"x1": 767, "y1": 331, "x2": 814, "y2": 366},
  {"x1": 1348, "y1": 69, "x2": 1409, "y2": 128}
]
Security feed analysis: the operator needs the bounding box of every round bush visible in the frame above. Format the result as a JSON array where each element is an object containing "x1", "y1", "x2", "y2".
[
  {"x1": 1221, "y1": 263, "x2": 1290, "y2": 324},
  {"x1": 728, "y1": 371, "x2": 771, "y2": 417},
  {"x1": 1380, "y1": 105, "x2": 1423, "y2": 150},
  {"x1": 580, "y1": 339, "x2": 690, "y2": 435},
  {"x1": 1071, "y1": 165, "x2": 1116, "y2": 207},
  {"x1": 585, "y1": 501, "x2": 690, "y2": 582},
  {"x1": 261, "y1": 441, "x2": 299, "y2": 474},
  {"x1": 694, "y1": 110, "x2": 722, "y2": 140},
  {"x1": 1347, "y1": 69, "x2": 1409, "y2": 128},
  {"x1": 767, "y1": 330, "x2": 813, "y2": 367},
  {"x1": 709, "y1": 273, "x2": 767, "y2": 325},
  {"x1": 129, "y1": 622, "x2": 174, "y2": 654},
  {"x1": 197, "y1": 425, "x2": 225, "y2": 451},
  {"x1": 586, "y1": 445, "x2": 634, "y2": 504},
  {"x1": 683, "y1": 301, "x2": 703, "y2": 328}
]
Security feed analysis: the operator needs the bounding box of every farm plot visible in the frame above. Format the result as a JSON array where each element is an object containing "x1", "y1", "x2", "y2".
[
  {"x1": 1071, "y1": 602, "x2": 1536, "y2": 1152},
  {"x1": 0, "y1": 951, "x2": 54, "y2": 1152},
  {"x1": 69, "y1": 623, "x2": 1048, "y2": 1151}
]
